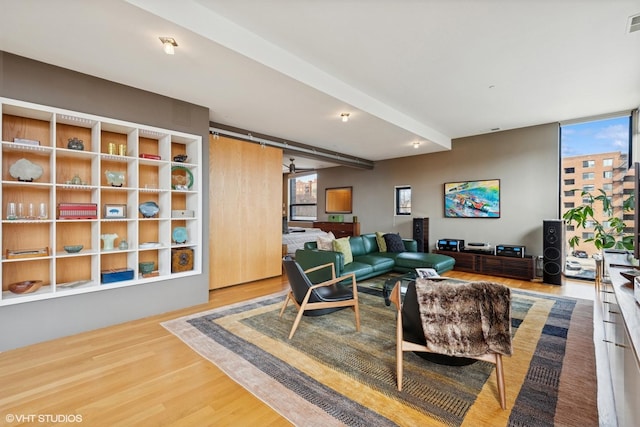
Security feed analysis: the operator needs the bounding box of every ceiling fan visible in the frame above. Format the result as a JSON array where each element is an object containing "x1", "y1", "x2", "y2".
[{"x1": 284, "y1": 158, "x2": 314, "y2": 174}]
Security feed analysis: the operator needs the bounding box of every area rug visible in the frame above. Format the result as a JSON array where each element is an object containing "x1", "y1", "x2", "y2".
[{"x1": 162, "y1": 276, "x2": 598, "y2": 427}]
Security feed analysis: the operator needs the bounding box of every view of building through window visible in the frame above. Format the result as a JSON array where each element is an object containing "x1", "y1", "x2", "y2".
[
  {"x1": 560, "y1": 115, "x2": 632, "y2": 280},
  {"x1": 288, "y1": 173, "x2": 317, "y2": 221},
  {"x1": 395, "y1": 186, "x2": 411, "y2": 215}
]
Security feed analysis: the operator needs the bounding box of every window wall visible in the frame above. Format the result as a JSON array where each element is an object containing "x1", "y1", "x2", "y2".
[{"x1": 560, "y1": 114, "x2": 632, "y2": 280}]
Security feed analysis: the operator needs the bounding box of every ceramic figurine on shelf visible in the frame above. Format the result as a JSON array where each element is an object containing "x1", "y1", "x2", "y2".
[
  {"x1": 101, "y1": 233, "x2": 118, "y2": 250},
  {"x1": 67, "y1": 137, "x2": 84, "y2": 150}
]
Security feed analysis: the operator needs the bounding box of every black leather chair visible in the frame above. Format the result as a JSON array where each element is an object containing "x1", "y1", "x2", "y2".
[{"x1": 280, "y1": 256, "x2": 360, "y2": 339}]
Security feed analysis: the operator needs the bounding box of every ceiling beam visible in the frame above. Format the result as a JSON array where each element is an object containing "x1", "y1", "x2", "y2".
[{"x1": 210, "y1": 122, "x2": 375, "y2": 170}]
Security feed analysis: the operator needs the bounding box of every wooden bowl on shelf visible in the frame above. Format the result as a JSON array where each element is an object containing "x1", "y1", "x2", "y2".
[{"x1": 8, "y1": 280, "x2": 43, "y2": 294}]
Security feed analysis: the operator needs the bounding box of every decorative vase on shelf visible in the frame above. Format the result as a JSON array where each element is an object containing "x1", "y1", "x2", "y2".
[
  {"x1": 118, "y1": 239, "x2": 129, "y2": 250},
  {"x1": 105, "y1": 170, "x2": 125, "y2": 187},
  {"x1": 101, "y1": 233, "x2": 118, "y2": 250}
]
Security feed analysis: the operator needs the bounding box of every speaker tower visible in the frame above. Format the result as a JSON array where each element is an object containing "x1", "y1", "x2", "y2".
[
  {"x1": 543, "y1": 219, "x2": 565, "y2": 285},
  {"x1": 413, "y1": 217, "x2": 430, "y2": 252}
]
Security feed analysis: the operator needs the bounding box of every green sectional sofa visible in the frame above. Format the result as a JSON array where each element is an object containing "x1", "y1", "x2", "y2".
[{"x1": 295, "y1": 233, "x2": 455, "y2": 283}]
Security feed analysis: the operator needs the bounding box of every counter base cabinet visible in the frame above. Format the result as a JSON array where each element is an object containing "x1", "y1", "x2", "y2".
[
  {"x1": 596, "y1": 265, "x2": 640, "y2": 427},
  {"x1": 0, "y1": 97, "x2": 202, "y2": 306},
  {"x1": 434, "y1": 250, "x2": 535, "y2": 281}
]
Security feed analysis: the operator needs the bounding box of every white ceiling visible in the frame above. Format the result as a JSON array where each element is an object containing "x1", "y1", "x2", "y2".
[{"x1": 1, "y1": 0, "x2": 639, "y2": 173}]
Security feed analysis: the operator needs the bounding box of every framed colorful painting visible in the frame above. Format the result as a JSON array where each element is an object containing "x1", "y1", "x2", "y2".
[{"x1": 444, "y1": 179, "x2": 500, "y2": 218}]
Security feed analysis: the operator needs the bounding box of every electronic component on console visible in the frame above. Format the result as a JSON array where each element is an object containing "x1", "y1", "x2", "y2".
[
  {"x1": 495, "y1": 244, "x2": 526, "y2": 258},
  {"x1": 463, "y1": 242, "x2": 493, "y2": 253},
  {"x1": 436, "y1": 238, "x2": 465, "y2": 252}
]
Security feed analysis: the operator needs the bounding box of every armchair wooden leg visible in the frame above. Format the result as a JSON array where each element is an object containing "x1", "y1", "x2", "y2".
[
  {"x1": 353, "y1": 303, "x2": 361, "y2": 332},
  {"x1": 495, "y1": 354, "x2": 506, "y2": 410},
  {"x1": 279, "y1": 292, "x2": 292, "y2": 318},
  {"x1": 397, "y1": 313, "x2": 403, "y2": 391},
  {"x1": 288, "y1": 303, "x2": 307, "y2": 339}
]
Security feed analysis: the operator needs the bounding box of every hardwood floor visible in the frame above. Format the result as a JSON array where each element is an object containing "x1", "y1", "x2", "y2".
[{"x1": 0, "y1": 271, "x2": 595, "y2": 426}]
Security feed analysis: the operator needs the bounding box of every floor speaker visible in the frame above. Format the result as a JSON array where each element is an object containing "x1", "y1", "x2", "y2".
[
  {"x1": 413, "y1": 217, "x2": 429, "y2": 252},
  {"x1": 543, "y1": 219, "x2": 565, "y2": 285}
]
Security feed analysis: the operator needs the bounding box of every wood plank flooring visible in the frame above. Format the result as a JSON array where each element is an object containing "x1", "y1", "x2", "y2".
[{"x1": 0, "y1": 272, "x2": 595, "y2": 426}]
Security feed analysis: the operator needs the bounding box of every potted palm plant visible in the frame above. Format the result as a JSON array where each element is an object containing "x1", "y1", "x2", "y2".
[{"x1": 562, "y1": 188, "x2": 634, "y2": 254}]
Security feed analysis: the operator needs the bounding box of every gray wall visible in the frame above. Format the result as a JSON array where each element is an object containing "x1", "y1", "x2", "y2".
[
  {"x1": 317, "y1": 123, "x2": 559, "y2": 257},
  {"x1": 0, "y1": 52, "x2": 210, "y2": 350}
]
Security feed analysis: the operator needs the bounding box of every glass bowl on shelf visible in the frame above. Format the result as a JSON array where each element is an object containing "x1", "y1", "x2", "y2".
[{"x1": 139, "y1": 201, "x2": 160, "y2": 218}]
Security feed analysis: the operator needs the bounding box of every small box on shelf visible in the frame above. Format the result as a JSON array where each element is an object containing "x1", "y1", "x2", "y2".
[
  {"x1": 58, "y1": 203, "x2": 98, "y2": 219},
  {"x1": 101, "y1": 268, "x2": 134, "y2": 284},
  {"x1": 171, "y1": 248, "x2": 194, "y2": 273},
  {"x1": 141, "y1": 271, "x2": 160, "y2": 278},
  {"x1": 171, "y1": 210, "x2": 194, "y2": 218}
]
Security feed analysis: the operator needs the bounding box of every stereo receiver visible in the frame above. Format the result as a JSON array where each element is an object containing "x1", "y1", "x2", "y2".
[
  {"x1": 495, "y1": 244, "x2": 526, "y2": 258},
  {"x1": 436, "y1": 238, "x2": 465, "y2": 252}
]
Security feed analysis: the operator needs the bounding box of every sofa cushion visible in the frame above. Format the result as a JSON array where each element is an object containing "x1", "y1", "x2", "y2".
[
  {"x1": 361, "y1": 234, "x2": 379, "y2": 253},
  {"x1": 354, "y1": 254, "x2": 395, "y2": 272},
  {"x1": 348, "y1": 236, "x2": 367, "y2": 257},
  {"x1": 341, "y1": 261, "x2": 375, "y2": 278},
  {"x1": 316, "y1": 231, "x2": 335, "y2": 250},
  {"x1": 384, "y1": 233, "x2": 405, "y2": 253},
  {"x1": 395, "y1": 252, "x2": 456, "y2": 272},
  {"x1": 333, "y1": 237, "x2": 353, "y2": 264},
  {"x1": 375, "y1": 232, "x2": 387, "y2": 252}
]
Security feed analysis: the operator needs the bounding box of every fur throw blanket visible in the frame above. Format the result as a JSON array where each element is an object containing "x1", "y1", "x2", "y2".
[{"x1": 414, "y1": 279, "x2": 512, "y2": 357}]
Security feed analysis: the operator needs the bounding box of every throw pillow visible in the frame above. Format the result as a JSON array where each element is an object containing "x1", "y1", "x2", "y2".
[
  {"x1": 332, "y1": 237, "x2": 353, "y2": 264},
  {"x1": 384, "y1": 233, "x2": 405, "y2": 253},
  {"x1": 375, "y1": 231, "x2": 387, "y2": 252},
  {"x1": 316, "y1": 231, "x2": 336, "y2": 251}
]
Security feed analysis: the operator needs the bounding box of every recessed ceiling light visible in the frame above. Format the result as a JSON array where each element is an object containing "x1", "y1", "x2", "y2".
[
  {"x1": 159, "y1": 37, "x2": 178, "y2": 55},
  {"x1": 340, "y1": 113, "x2": 350, "y2": 122}
]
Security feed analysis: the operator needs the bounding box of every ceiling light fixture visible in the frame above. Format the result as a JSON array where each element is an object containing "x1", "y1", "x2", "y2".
[
  {"x1": 340, "y1": 113, "x2": 350, "y2": 122},
  {"x1": 159, "y1": 37, "x2": 178, "y2": 55},
  {"x1": 413, "y1": 141, "x2": 420, "y2": 149}
]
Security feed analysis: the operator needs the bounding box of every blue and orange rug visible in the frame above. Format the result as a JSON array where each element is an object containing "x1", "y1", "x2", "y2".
[{"x1": 162, "y1": 277, "x2": 597, "y2": 426}]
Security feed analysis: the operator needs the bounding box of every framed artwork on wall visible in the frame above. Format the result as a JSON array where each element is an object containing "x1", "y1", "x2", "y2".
[{"x1": 444, "y1": 179, "x2": 500, "y2": 218}]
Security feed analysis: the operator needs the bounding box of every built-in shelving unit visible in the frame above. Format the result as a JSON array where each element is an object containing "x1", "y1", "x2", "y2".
[{"x1": 0, "y1": 97, "x2": 202, "y2": 306}]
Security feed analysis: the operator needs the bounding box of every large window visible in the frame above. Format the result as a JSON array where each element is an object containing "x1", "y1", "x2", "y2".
[
  {"x1": 560, "y1": 114, "x2": 632, "y2": 280},
  {"x1": 288, "y1": 173, "x2": 317, "y2": 221},
  {"x1": 395, "y1": 186, "x2": 411, "y2": 215}
]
